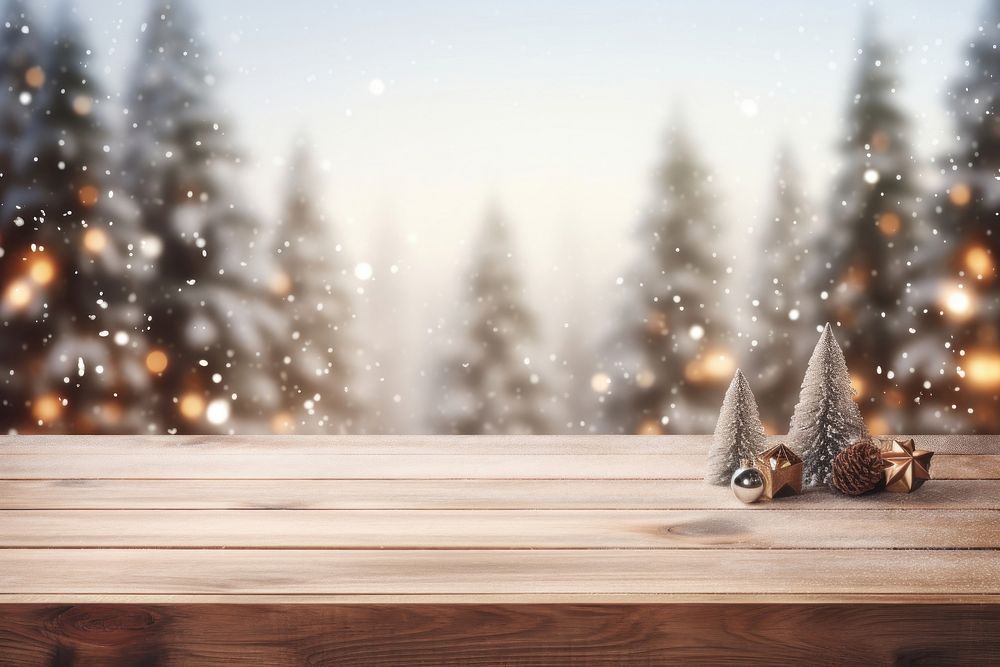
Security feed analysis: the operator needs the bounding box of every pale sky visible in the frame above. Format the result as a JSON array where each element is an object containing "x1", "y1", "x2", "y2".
[{"x1": 32, "y1": 0, "x2": 990, "y2": 423}]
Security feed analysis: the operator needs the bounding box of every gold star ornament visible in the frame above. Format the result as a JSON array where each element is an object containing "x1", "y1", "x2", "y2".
[
  {"x1": 754, "y1": 443, "x2": 803, "y2": 499},
  {"x1": 880, "y1": 438, "x2": 933, "y2": 493}
]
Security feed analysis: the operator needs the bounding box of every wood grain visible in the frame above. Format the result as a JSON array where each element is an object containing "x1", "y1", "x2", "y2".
[
  {"x1": 1, "y1": 435, "x2": 998, "y2": 663},
  {"x1": 4, "y1": 478, "x2": 998, "y2": 510},
  {"x1": 2, "y1": 452, "x2": 995, "y2": 479},
  {"x1": 1, "y1": 433, "x2": 993, "y2": 454},
  {"x1": 3, "y1": 548, "x2": 1000, "y2": 598},
  {"x1": 2, "y1": 508, "x2": 997, "y2": 550},
  {"x1": 1, "y1": 603, "x2": 998, "y2": 666}
]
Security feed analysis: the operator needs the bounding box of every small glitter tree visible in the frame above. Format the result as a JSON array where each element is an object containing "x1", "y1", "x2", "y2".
[
  {"x1": 788, "y1": 323, "x2": 869, "y2": 486},
  {"x1": 706, "y1": 369, "x2": 767, "y2": 486}
]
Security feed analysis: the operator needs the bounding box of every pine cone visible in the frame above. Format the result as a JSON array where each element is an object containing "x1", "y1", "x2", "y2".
[{"x1": 831, "y1": 440, "x2": 884, "y2": 496}]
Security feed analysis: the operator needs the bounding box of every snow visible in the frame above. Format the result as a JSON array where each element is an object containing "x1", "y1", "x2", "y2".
[{"x1": 0, "y1": 1, "x2": 996, "y2": 436}]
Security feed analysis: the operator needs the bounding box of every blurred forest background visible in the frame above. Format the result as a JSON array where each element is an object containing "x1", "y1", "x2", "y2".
[{"x1": 0, "y1": 0, "x2": 998, "y2": 435}]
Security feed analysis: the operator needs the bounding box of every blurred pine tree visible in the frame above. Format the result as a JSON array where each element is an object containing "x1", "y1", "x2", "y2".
[
  {"x1": 123, "y1": 0, "x2": 280, "y2": 433},
  {"x1": 433, "y1": 207, "x2": 549, "y2": 435},
  {"x1": 748, "y1": 147, "x2": 816, "y2": 433},
  {"x1": 271, "y1": 145, "x2": 360, "y2": 434},
  {"x1": 903, "y1": 0, "x2": 1000, "y2": 432},
  {"x1": 602, "y1": 123, "x2": 732, "y2": 434},
  {"x1": 0, "y1": 0, "x2": 44, "y2": 430},
  {"x1": 0, "y1": 9, "x2": 147, "y2": 433},
  {"x1": 810, "y1": 20, "x2": 919, "y2": 435}
]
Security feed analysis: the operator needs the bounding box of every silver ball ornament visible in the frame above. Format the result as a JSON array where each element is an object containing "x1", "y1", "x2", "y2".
[{"x1": 731, "y1": 466, "x2": 765, "y2": 504}]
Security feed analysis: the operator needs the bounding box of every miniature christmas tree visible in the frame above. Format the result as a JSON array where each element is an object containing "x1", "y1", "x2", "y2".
[
  {"x1": 706, "y1": 369, "x2": 767, "y2": 486},
  {"x1": 788, "y1": 324, "x2": 869, "y2": 486}
]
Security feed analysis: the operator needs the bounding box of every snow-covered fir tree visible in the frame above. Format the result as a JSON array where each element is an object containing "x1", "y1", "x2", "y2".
[
  {"x1": 602, "y1": 124, "x2": 732, "y2": 434},
  {"x1": 747, "y1": 147, "x2": 815, "y2": 431},
  {"x1": 0, "y1": 0, "x2": 39, "y2": 222},
  {"x1": 433, "y1": 207, "x2": 549, "y2": 435},
  {"x1": 271, "y1": 145, "x2": 359, "y2": 434},
  {"x1": 788, "y1": 324, "x2": 869, "y2": 486},
  {"x1": 901, "y1": 0, "x2": 1000, "y2": 432},
  {"x1": 705, "y1": 369, "x2": 767, "y2": 486},
  {"x1": 809, "y1": 21, "x2": 920, "y2": 433},
  {"x1": 0, "y1": 0, "x2": 43, "y2": 429},
  {"x1": 0, "y1": 12, "x2": 147, "y2": 433},
  {"x1": 124, "y1": 0, "x2": 280, "y2": 433}
]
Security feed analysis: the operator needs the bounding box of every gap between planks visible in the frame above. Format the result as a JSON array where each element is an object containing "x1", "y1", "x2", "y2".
[{"x1": 4, "y1": 593, "x2": 1000, "y2": 605}]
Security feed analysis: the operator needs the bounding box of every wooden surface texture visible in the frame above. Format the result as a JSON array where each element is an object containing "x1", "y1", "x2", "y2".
[{"x1": 1, "y1": 434, "x2": 998, "y2": 665}]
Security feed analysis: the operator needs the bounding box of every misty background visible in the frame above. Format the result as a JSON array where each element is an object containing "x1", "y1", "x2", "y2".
[{"x1": 1, "y1": 0, "x2": 997, "y2": 435}]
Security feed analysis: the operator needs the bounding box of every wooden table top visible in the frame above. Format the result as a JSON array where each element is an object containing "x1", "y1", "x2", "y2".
[{"x1": 2, "y1": 434, "x2": 998, "y2": 606}]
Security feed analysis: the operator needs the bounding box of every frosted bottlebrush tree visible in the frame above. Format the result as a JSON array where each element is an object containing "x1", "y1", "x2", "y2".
[
  {"x1": 788, "y1": 324, "x2": 868, "y2": 485},
  {"x1": 705, "y1": 369, "x2": 767, "y2": 485}
]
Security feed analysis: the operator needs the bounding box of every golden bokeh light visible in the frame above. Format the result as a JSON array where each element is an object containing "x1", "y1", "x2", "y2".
[
  {"x1": 270, "y1": 270, "x2": 292, "y2": 296},
  {"x1": 684, "y1": 349, "x2": 735, "y2": 384},
  {"x1": 867, "y1": 414, "x2": 889, "y2": 438},
  {"x1": 178, "y1": 392, "x2": 205, "y2": 420},
  {"x1": 72, "y1": 95, "x2": 93, "y2": 115},
  {"x1": 966, "y1": 349, "x2": 1000, "y2": 390},
  {"x1": 32, "y1": 393, "x2": 62, "y2": 423},
  {"x1": 702, "y1": 350, "x2": 735, "y2": 382},
  {"x1": 949, "y1": 183, "x2": 972, "y2": 207},
  {"x1": 635, "y1": 368, "x2": 656, "y2": 389},
  {"x1": 271, "y1": 411, "x2": 295, "y2": 434},
  {"x1": 24, "y1": 65, "x2": 45, "y2": 88},
  {"x1": 145, "y1": 349, "x2": 169, "y2": 374},
  {"x1": 842, "y1": 264, "x2": 868, "y2": 289},
  {"x1": 28, "y1": 254, "x2": 56, "y2": 285},
  {"x1": 849, "y1": 373, "x2": 866, "y2": 399},
  {"x1": 636, "y1": 418, "x2": 663, "y2": 435},
  {"x1": 884, "y1": 388, "x2": 904, "y2": 408},
  {"x1": 78, "y1": 185, "x2": 100, "y2": 207},
  {"x1": 645, "y1": 310, "x2": 668, "y2": 335},
  {"x1": 940, "y1": 284, "x2": 974, "y2": 319},
  {"x1": 589, "y1": 372, "x2": 611, "y2": 393},
  {"x1": 101, "y1": 401, "x2": 123, "y2": 425},
  {"x1": 3, "y1": 279, "x2": 32, "y2": 310},
  {"x1": 870, "y1": 130, "x2": 890, "y2": 152},
  {"x1": 877, "y1": 212, "x2": 901, "y2": 237},
  {"x1": 684, "y1": 359, "x2": 704, "y2": 382},
  {"x1": 82, "y1": 227, "x2": 108, "y2": 254},
  {"x1": 964, "y1": 245, "x2": 994, "y2": 279}
]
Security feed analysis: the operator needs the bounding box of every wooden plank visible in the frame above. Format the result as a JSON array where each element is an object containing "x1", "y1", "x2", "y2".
[
  {"x1": 0, "y1": 433, "x2": 993, "y2": 455},
  {"x1": 4, "y1": 478, "x2": 998, "y2": 510},
  {"x1": 5, "y1": 593, "x2": 1000, "y2": 605},
  {"x1": 2, "y1": 549, "x2": 999, "y2": 598},
  {"x1": 1, "y1": 453, "x2": 995, "y2": 479},
  {"x1": 1, "y1": 603, "x2": 998, "y2": 665},
  {"x1": 2, "y1": 509, "x2": 997, "y2": 550}
]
